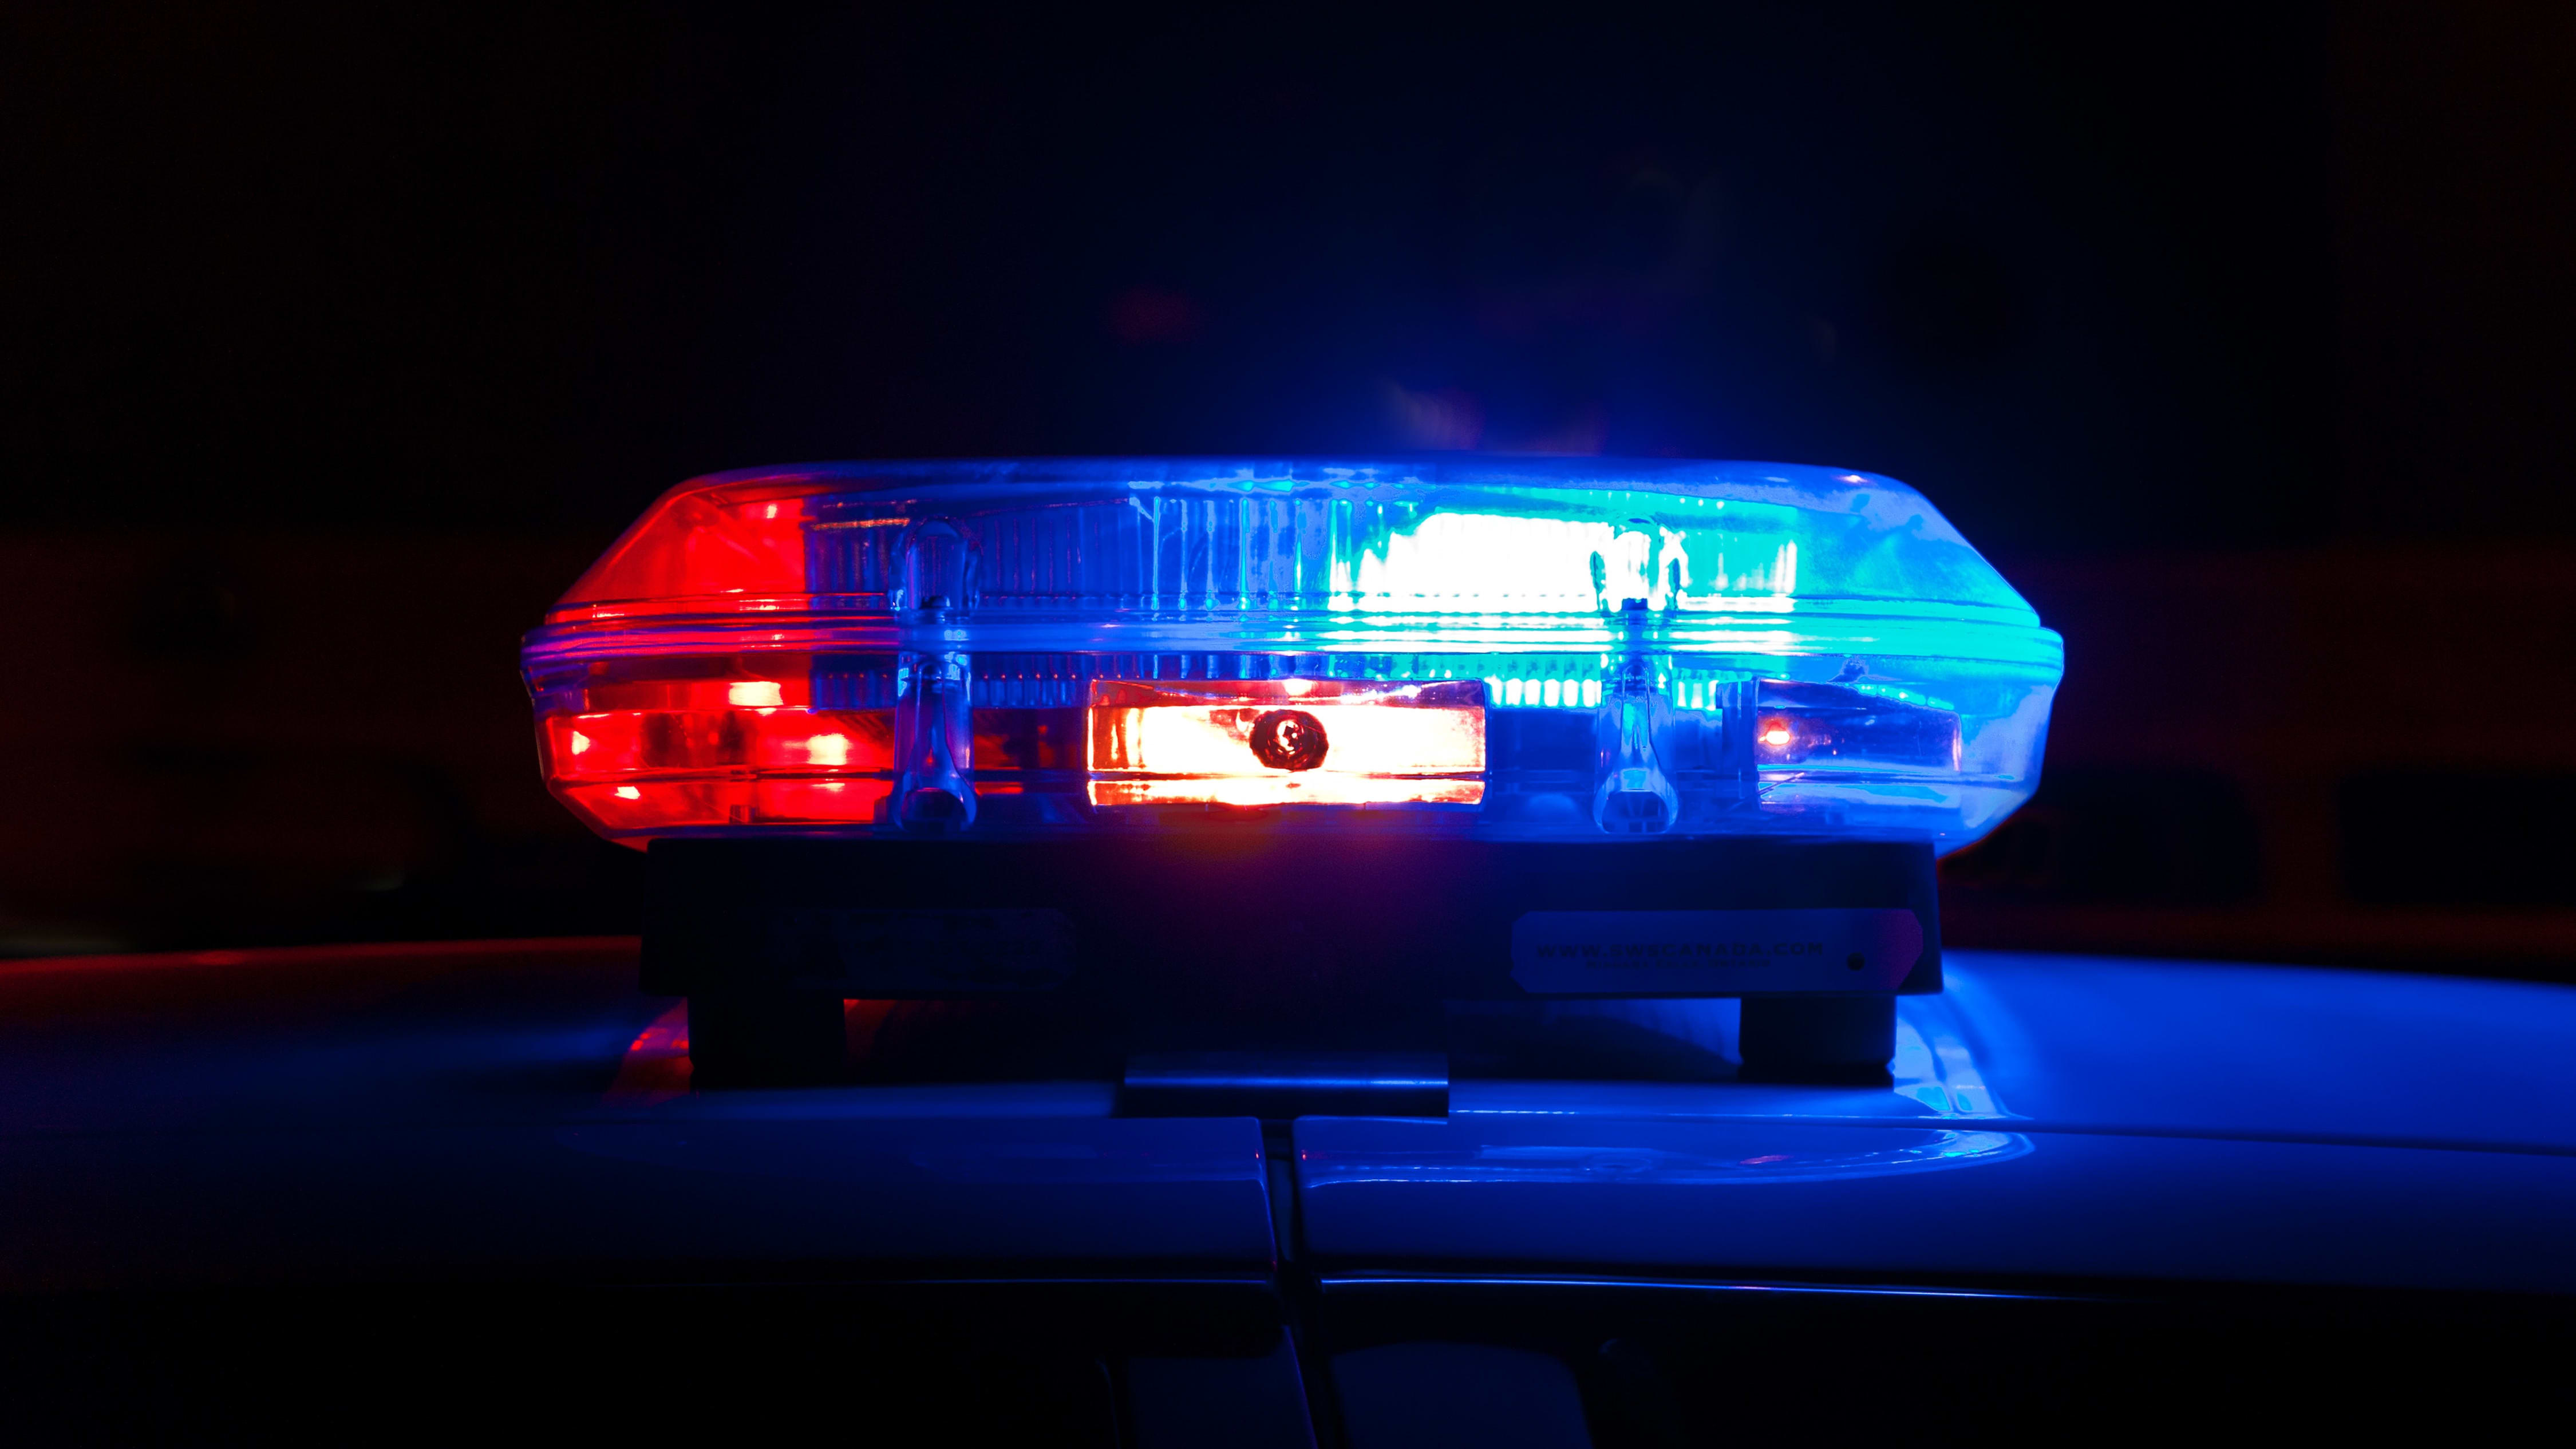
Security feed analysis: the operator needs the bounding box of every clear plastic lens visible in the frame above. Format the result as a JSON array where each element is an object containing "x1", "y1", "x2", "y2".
[{"x1": 524, "y1": 459, "x2": 2061, "y2": 850}]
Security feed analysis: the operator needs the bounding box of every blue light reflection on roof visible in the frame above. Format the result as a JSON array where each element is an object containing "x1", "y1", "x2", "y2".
[
  {"x1": 1295, "y1": 1128, "x2": 2033, "y2": 1189},
  {"x1": 1448, "y1": 995, "x2": 2013, "y2": 1126},
  {"x1": 1317, "y1": 1274, "x2": 2091, "y2": 1303}
]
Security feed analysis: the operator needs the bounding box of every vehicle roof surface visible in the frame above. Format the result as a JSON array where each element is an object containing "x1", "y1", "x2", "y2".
[{"x1": 3, "y1": 941, "x2": 2569, "y2": 1295}]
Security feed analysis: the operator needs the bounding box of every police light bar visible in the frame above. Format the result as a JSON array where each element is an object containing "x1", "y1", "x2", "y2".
[{"x1": 523, "y1": 457, "x2": 2060, "y2": 850}]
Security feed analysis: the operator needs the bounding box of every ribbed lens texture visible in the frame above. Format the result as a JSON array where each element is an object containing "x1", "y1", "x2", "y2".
[{"x1": 524, "y1": 459, "x2": 2062, "y2": 852}]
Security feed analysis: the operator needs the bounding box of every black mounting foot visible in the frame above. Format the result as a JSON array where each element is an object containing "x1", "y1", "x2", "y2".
[{"x1": 1737, "y1": 996, "x2": 1897, "y2": 1084}]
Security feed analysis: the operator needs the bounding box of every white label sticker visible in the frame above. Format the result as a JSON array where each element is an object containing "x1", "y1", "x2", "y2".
[{"x1": 1510, "y1": 909, "x2": 1923, "y2": 996}]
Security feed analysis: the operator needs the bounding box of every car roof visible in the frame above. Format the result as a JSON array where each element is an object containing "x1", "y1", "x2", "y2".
[{"x1": 5, "y1": 941, "x2": 2571, "y2": 1295}]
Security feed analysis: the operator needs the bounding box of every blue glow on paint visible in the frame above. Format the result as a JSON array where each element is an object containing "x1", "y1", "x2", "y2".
[
  {"x1": 1316, "y1": 1274, "x2": 2084, "y2": 1302},
  {"x1": 1298, "y1": 1126, "x2": 2033, "y2": 1187}
]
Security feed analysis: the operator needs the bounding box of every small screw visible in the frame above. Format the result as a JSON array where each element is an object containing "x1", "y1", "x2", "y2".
[{"x1": 1846, "y1": 953, "x2": 1866, "y2": 971}]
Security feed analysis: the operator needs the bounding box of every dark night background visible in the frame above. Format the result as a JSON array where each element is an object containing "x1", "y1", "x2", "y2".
[{"x1": 3, "y1": 3, "x2": 2570, "y2": 970}]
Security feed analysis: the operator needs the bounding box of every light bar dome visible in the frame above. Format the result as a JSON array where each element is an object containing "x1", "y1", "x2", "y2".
[{"x1": 523, "y1": 457, "x2": 2061, "y2": 847}]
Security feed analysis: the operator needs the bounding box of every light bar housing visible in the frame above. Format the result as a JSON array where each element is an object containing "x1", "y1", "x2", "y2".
[{"x1": 524, "y1": 457, "x2": 2060, "y2": 852}]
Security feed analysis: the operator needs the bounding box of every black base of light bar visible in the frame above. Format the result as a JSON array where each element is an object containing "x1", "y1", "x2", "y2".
[{"x1": 645, "y1": 834, "x2": 1938, "y2": 1093}]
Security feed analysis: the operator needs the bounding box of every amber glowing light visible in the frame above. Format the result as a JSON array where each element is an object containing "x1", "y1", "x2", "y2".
[{"x1": 1086, "y1": 679, "x2": 1485, "y2": 808}]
